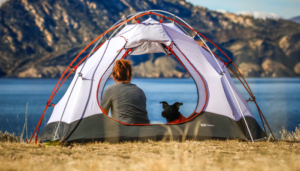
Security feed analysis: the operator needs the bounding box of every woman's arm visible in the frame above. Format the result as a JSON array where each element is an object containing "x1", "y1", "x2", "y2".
[{"x1": 101, "y1": 87, "x2": 112, "y2": 115}]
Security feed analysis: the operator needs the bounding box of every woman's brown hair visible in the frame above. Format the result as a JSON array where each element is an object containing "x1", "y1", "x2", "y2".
[{"x1": 112, "y1": 59, "x2": 132, "y2": 82}]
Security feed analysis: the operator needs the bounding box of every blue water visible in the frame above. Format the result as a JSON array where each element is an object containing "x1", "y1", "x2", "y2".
[
  {"x1": 104, "y1": 79, "x2": 198, "y2": 123},
  {"x1": 0, "y1": 78, "x2": 299, "y2": 137}
]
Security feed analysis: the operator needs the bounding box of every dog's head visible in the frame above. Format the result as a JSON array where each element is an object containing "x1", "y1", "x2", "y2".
[{"x1": 160, "y1": 101, "x2": 183, "y2": 122}]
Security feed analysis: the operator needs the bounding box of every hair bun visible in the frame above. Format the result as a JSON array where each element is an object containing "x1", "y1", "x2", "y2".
[
  {"x1": 118, "y1": 60, "x2": 125, "y2": 69},
  {"x1": 112, "y1": 59, "x2": 132, "y2": 82}
]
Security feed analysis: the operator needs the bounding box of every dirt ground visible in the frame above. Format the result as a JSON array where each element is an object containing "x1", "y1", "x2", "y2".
[{"x1": 0, "y1": 139, "x2": 299, "y2": 171}]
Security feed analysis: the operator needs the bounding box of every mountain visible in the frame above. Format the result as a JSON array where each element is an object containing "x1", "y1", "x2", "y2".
[
  {"x1": 215, "y1": 10, "x2": 282, "y2": 20},
  {"x1": 0, "y1": 0, "x2": 7, "y2": 6},
  {"x1": 235, "y1": 11, "x2": 282, "y2": 20},
  {"x1": 1, "y1": 0, "x2": 300, "y2": 78},
  {"x1": 291, "y1": 16, "x2": 300, "y2": 24}
]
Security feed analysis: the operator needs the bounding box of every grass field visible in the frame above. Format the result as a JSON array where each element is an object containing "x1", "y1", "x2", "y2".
[
  {"x1": 0, "y1": 126, "x2": 299, "y2": 171},
  {"x1": 0, "y1": 140, "x2": 299, "y2": 170}
]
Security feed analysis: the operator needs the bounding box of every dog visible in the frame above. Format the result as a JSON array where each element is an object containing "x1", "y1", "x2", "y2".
[{"x1": 160, "y1": 101, "x2": 187, "y2": 124}]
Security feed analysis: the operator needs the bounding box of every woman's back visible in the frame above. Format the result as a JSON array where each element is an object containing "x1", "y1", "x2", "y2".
[{"x1": 101, "y1": 82, "x2": 149, "y2": 124}]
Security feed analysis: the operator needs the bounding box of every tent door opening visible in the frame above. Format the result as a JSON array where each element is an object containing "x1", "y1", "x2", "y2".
[
  {"x1": 101, "y1": 51, "x2": 199, "y2": 124},
  {"x1": 96, "y1": 38, "x2": 208, "y2": 124}
]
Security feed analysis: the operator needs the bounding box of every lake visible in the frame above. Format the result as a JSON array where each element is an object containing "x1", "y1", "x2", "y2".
[{"x1": 0, "y1": 78, "x2": 299, "y2": 138}]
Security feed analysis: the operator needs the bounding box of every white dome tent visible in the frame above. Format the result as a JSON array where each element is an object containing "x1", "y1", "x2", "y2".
[{"x1": 29, "y1": 10, "x2": 274, "y2": 144}]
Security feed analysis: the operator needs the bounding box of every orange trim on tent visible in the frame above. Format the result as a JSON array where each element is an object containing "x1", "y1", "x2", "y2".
[
  {"x1": 31, "y1": 11, "x2": 274, "y2": 143},
  {"x1": 96, "y1": 43, "x2": 208, "y2": 125},
  {"x1": 120, "y1": 36, "x2": 127, "y2": 42},
  {"x1": 171, "y1": 44, "x2": 208, "y2": 122},
  {"x1": 159, "y1": 17, "x2": 164, "y2": 23}
]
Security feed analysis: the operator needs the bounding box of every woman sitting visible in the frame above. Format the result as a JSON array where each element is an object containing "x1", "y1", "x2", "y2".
[{"x1": 101, "y1": 59, "x2": 150, "y2": 124}]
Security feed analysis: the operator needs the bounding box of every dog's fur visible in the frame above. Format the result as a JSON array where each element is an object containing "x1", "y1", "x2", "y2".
[{"x1": 160, "y1": 101, "x2": 187, "y2": 124}]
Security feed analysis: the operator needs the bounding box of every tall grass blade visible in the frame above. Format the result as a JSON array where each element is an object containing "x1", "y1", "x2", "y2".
[
  {"x1": 193, "y1": 120, "x2": 201, "y2": 140},
  {"x1": 25, "y1": 102, "x2": 28, "y2": 141},
  {"x1": 17, "y1": 114, "x2": 20, "y2": 134},
  {"x1": 161, "y1": 125, "x2": 173, "y2": 141},
  {"x1": 182, "y1": 123, "x2": 191, "y2": 141},
  {"x1": 6, "y1": 118, "x2": 13, "y2": 133},
  {"x1": 280, "y1": 125, "x2": 300, "y2": 142},
  {"x1": 20, "y1": 102, "x2": 29, "y2": 142}
]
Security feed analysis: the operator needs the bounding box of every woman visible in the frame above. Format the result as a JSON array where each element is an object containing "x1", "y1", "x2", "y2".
[{"x1": 101, "y1": 59, "x2": 150, "y2": 124}]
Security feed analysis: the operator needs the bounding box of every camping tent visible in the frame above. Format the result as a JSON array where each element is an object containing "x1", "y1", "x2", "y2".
[{"x1": 32, "y1": 10, "x2": 273, "y2": 144}]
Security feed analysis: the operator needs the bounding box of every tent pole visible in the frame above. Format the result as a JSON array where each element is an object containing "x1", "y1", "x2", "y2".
[
  {"x1": 188, "y1": 24, "x2": 254, "y2": 142},
  {"x1": 109, "y1": 24, "x2": 126, "y2": 39},
  {"x1": 174, "y1": 23, "x2": 192, "y2": 37},
  {"x1": 223, "y1": 75, "x2": 254, "y2": 142},
  {"x1": 53, "y1": 36, "x2": 105, "y2": 139},
  {"x1": 199, "y1": 40, "x2": 254, "y2": 142},
  {"x1": 199, "y1": 44, "x2": 268, "y2": 137},
  {"x1": 228, "y1": 67, "x2": 267, "y2": 134},
  {"x1": 254, "y1": 101, "x2": 275, "y2": 139}
]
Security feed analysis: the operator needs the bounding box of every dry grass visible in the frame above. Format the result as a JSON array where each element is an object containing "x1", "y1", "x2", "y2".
[
  {"x1": 0, "y1": 126, "x2": 299, "y2": 171},
  {"x1": 0, "y1": 131, "x2": 19, "y2": 143},
  {"x1": 280, "y1": 125, "x2": 300, "y2": 142},
  {"x1": 0, "y1": 140, "x2": 299, "y2": 171}
]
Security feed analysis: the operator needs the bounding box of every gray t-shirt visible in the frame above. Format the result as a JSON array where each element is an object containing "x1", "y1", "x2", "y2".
[{"x1": 101, "y1": 82, "x2": 150, "y2": 124}]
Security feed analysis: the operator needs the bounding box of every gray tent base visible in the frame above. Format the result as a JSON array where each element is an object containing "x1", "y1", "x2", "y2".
[{"x1": 40, "y1": 112, "x2": 266, "y2": 143}]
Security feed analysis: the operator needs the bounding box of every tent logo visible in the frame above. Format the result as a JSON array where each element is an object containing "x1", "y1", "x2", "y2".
[{"x1": 200, "y1": 123, "x2": 214, "y2": 127}]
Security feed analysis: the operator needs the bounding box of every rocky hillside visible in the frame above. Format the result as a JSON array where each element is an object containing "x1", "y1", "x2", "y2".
[
  {"x1": 1, "y1": 0, "x2": 300, "y2": 78},
  {"x1": 291, "y1": 16, "x2": 300, "y2": 24}
]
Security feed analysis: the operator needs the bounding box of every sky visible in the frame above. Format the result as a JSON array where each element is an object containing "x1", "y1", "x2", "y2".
[
  {"x1": 187, "y1": 0, "x2": 300, "y2": 19},
  {"x1": 1, "y1": 0, "x2": 299, "y2": 19}
]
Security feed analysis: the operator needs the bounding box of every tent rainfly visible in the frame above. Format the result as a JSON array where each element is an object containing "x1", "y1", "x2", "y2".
[{"x1": 30, "y1": 10, "x2": 274, "y2": 144}]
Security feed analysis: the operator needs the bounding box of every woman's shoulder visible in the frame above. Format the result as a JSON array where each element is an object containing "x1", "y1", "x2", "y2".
[
  {"x1": 107, "y1": 83, "x2": 143, "y2": 92},
  {"x1": 129, "y1": 83, "x2": 145, "y2": 93},
  {"x1": 105, "y1": 84, "x2": 118, "y2": 91},
  {"x1": 106, "y1": 83, "x2": 132, "y2": 90}
]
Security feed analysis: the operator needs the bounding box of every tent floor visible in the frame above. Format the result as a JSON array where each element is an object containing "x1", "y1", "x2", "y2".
[{"x1": 40, "y1": 112, "x2": 266, "y2": 143}]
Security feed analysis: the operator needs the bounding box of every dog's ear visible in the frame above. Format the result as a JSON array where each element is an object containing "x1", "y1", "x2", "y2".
[
  {"x1": 174, "y1": 102, "x2": 183, "y2": 110},
  {"x1": 160, "y1": 101, "x2": 169, "y2": 109}
]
